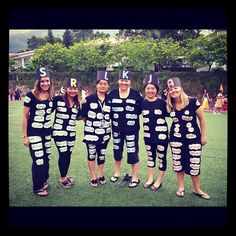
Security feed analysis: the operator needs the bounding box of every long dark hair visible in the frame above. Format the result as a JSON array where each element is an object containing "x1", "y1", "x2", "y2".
[{"x1": 63, "y1": 92, "x2": 80, "y2": 109}]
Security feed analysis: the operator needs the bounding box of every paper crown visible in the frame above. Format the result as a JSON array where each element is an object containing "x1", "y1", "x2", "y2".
[
  {"x1": 35, "y1": 67, "x2": 50, "y2": 80},
  {"x1": 166, "y1": 77, "x2": 182, "y2": 89},
  {"x1": 118, "y1": 69, "x2": 131, "y2": 80},
  {"x1": 143, "y1": 72, "x2": 159, "y2": 86},
  {"x1": 96, "y1": 70, "x2": 111, "y2": 82},
  {"x1": 66, "y1": 78, "x2": 78, "y2": 88}
]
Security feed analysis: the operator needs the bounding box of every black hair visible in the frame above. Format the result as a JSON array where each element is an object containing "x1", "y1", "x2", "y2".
[
  {"x1": 144, "y1": 83, "x2": 159, "y2": 93},
  {"x1": 63, "y1": 92, "x2": 80, "y2": 109}
]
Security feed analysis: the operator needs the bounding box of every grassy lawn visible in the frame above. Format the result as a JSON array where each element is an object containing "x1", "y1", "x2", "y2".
[{"x1": 9, "y1": 101, "x2": 227, "y2": 207}]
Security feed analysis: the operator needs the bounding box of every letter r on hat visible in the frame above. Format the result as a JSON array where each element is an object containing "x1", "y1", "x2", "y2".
[{"x1": 71, "y1": 78, "x2": 77, "y2": 87}]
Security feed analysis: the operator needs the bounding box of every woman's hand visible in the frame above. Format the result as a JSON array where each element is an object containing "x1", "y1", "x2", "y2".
[
  {"x1": 201, "y1": 135, "x2": 207, "y2": 146},
  {"x1": 23, "y1": 136, "x2": 30, "y2": 147}
]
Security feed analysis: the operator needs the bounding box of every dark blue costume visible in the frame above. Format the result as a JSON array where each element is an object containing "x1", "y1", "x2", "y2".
[
  {"x1": 141, "y1": 98, "x2": 169, "y2": 170},
  {"x1": 81, "y1": 93, "x2": 111, "y2": 165},
  {"x1": 109, "y1": 88, "x2": 143, "y2": 164},
  {"x1": 52, "y1": 95, "x2": 81, "y2": 177},
  {"x1": 169, "y1": 97, "x2": 202, "y2": 176},
  {"x1": 24, "y1": 91, "x2": 53, "y2": 191}
]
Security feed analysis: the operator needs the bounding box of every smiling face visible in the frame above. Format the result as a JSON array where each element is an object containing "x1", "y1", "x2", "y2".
[
  {"x1": 96, "y1": 80, "x2": 109, "y2": 94},
  {"x1": 118, "y1": 79, "x2": 131, "y2": 91},
  {"x1": 39, "y1": 77, "x2": 51, "y2": 92},
  {"x1": 168, "y1": 86, "x2": 182, "y2": 99},
  {"x1": 66, "y1": 87, "x2": 78, "y2": 98},
  {"x1": 145, "y1": 83, "x2": 158, "y2": 99}
]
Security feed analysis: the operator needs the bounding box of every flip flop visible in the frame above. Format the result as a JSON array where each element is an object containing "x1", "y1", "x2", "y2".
[
  {"x1": 151, "y1": 183, "x2": 162, "y2": 191},
  {"x1": 176, "y1": 189, "x2": 185, "y2": 197},
  {"x1": 98, "y1": 176, "x2": 106, "y2": 185},
  {"x1": 128, "y1": 180, "x2": 140, "y2": 188},
  {"x1": 90, "y1": 179, "x2": 98, "y2": 188},
  {"x1": 143, "y1": 181, "x2": 154, "y2": 189},
  {"x1": 67, "y1": 176, "x2": 75, "y2": 185},
  {"x1": 34, "y1": 189, "x2": 48, "y2": 197},
  {"x1": 110, "y1": 176, "x2": 120, "y2": 182},
  {"x1": 193, "y1": 191, "x2": 211, "y2": 200},
  {"x1": 60, "y1": 179, "x2": 72, "y2": 189}
]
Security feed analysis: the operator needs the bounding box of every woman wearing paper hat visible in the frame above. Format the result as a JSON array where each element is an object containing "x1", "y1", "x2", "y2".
[
  {"x1": 52, "y1": 77, "x2": 81, "y2": 189},
  {"x1": 81, "y1": 69, "x2": 111, "y2": 187},
  {"x1": 166, "y1": 77, "x2": 211, "y2": 200},
  {"x1": 109, "y1": 68, "x2": 143, "y2": 188},
  {"x1": 141, "y1": 72, "x2": 169, "y2": 191},
  {"x1": 22, "y1": 67, "x2": 54, "y2": 197}
]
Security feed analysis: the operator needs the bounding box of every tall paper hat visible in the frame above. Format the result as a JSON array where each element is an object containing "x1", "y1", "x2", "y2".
[
  {"x1": 118, "y1": 69, "x2": 131, "y2": 80},
  {"x1": 35, "y1": 67, "x2": 50, "y2": 80},
  {"x1": 166, "y1": 77, "x2": 181, "y2": 89},
  {"x1": 66, "y1": 78, "x2": 78, "y2": 88},
  {"x1": 97, "y1": 69, "x2": 111, "y2": 82},
  {"x1": 143, "y1": 72, "x2": 159, "y2": 86}
]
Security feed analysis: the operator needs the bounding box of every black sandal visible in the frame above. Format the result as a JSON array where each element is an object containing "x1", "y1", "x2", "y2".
[
  {"x1": 60, "y1": 179, "x2": 72, "y2": 189},
  {"x1": 34, "y1": 189, "x2": 48, "y2": 197},
  {"x1": 67, "y1": 176, "x2": 74, "y2": 185},
  {"x1": 98, "y1": 176, "x2": 106, "y2": 185},
  {"x1": 90, "y1": 179, "x2": 98, "y2": 187}
]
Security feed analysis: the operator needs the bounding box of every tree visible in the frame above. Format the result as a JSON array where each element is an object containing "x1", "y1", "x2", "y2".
[
  {"x1": 185, "y1": 32, "x2": 227, "y2": 71},
  {"x1": 9, "y1": 57, "x2": 16, "y2": 72},
  {"x1": 31, "y1": 43, "x2": 70, "y2": 72},
  {"x1": 27, "y1": 36, "x2": 47, "y2": 50},
  {"x1": 68, "y1": 38, "x2": 113, "y2": 72},
  {"x1": 63, "y1": 29, "x2": 73, "y2": 48},
  {"x1": 47, "y1": 29, "x2": 55, "y2": 44},
  {"x1": 90, "y1": 31, "x2": 110, "y2": 39},
  {"x1": 72, "y1": 29, "x2": 93, "y2": 43}
]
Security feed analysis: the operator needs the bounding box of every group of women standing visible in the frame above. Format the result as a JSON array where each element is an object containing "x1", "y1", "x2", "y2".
[{"x1": 22, "y1": 66, "x2": 210, "y2": 200}]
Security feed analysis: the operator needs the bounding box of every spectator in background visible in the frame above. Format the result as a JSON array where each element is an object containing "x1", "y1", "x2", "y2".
[
  {"x1": 209, "y1": 97, "x2": 214, "y2": 110},
  {"x1": 201, "y1": 89, "x2": 209, "y2": 110},
  {"x1": 60, "y1": 86, "x2": 65, "y2": 95},
  {"x1": 81, "y1": 88, "x2": 88, "y2": 101},
  {"x1": 22, "y1": 67, "x2": 54, "y2": 197},
  {"x1": 15, "y1": 86, "x2": 22, "y2": 101},
  {"x1": 214, "y1": 90, "x2": 224, "y2": 114}
]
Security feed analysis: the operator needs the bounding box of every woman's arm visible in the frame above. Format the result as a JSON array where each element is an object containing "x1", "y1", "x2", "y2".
[
  {"x1": 22, "y1": 106, "x2": 30, "y2": 147},
  {"x1": 196, "y1": 106, "x2": 207, "y2": 146}
]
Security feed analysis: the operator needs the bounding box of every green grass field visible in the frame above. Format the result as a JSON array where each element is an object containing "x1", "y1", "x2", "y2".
[{"x1": 9, "y1": 101, "x2": 227, "y2": 207}]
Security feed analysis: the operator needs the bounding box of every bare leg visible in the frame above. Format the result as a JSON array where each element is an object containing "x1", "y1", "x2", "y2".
[
  {"x1": 191, "y1": 175, "x2": 211, "y2": 199},
  {"x1": 175, "y1": 171, "x2": 185, "y2": 196},
  {"x1": 146, "y1": 167, "x2": 154, "y2": 184},
  {"x1": 131, "y1": 162, "x2": 139, "y2": 182},
  {"x1": 114, "y1": 160, "x2": 122, "y2": 177},
  {"x1": 98, "y1": 163, "x2": 105, "y2": 178},
  {"x1": 153, "y1": 170, "x2": 165, "y2": 187},
  {"x1": 87, "y1": 160, "x2": 96, "y2": 180}
]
